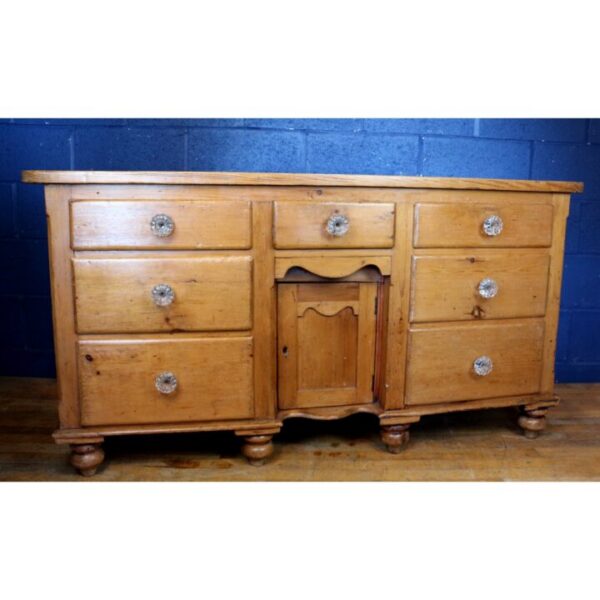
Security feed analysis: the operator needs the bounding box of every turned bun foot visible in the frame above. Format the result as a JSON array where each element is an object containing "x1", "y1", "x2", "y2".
[
  {"x1": 241, "y1": 435, "x2": 274, "y2": 466},
  {"x1": 70, "y1": 443, "x2": 105, "y2": 476},
  {"x1": 518, "y1": 408, "x2": 547, "y2": 440},
  {"x1": 380, "y1": 424, "x2": 410, "y2": 454}
]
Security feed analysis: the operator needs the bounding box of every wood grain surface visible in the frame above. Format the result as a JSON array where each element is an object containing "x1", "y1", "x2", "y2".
[
  {"x1": 22, "y1": 170, "x2": 584, "y2": 192},
  {"x1": 71, "y1": 200, "x2": 252, "y2": 250},
  {"x1": 414, "y1": 201, "x2": 554, "y2": 248},
  {"x1": 410, "y1": 251, "x2": 550, "y2": 322},
  {"x1": 405, "y1": 319, "x2": 545, "y2": 405},
  {"x1": 277, "y1": 282, "x2": 378, "y2": 409},
  {"x1": 78, "y1": 337, "x2": 255, "y2": 426},
  {"x1": 73, "y1": 255, "x2": 253, "y2": 333},
  {"x1": 273, "y1": 201, "x2": 395, "y2": 249}
]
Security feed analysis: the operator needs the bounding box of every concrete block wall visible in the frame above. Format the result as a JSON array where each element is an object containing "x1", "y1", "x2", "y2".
[{"x1": 0, "y1": 118, "x2": 598, "y2": 381}]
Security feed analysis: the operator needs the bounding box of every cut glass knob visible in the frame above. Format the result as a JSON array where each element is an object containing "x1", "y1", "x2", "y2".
[
  {"x1": 482, "y1": 215, "x2": 503, "y2": 237},
  {"x1": 326, "y1": 213, "x2": 350, "y2": 237},
  {"x1": 150, "y1": 214, "x2": 175, "y2": 237},
  {"x1": 155, "y1": 371, "x2": 178, "y2": 394},
  {"x1": 478, "y1": 278, "x2": 498, "y2": 299},
  {"x1": 151, "y1": 284, "x2": 175, "y2": 306},
  {"x1": 473, "y1": 356, "x2": 493, "y2": 376}
]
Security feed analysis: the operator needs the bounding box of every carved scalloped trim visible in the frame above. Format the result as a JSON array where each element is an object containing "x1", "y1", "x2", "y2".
[
  {"x1": 275, "y1": 256, "x2": 392, "y2": 279},
  {"x1": 279, "y1": 403, "x2": 382, "y2": 421},
  {"x1": 297, "y1": 301, "x2": 359, "y2": 318}
]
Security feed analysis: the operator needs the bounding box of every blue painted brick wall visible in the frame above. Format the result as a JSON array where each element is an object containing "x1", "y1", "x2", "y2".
[{"x1": 1, "y1": 118, "x2": 598, "y2": 382}]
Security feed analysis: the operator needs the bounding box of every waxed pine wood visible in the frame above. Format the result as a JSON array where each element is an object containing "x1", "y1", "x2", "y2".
[
  {"x1": 381, "y1": 201, "x2": 413, "y2": 410},
  {"x1": 410, "y1": 251, "x2": 550, "y2": 322},
  {"x1": 405, "y1": 319, "x2": 546, "y2": 405},
  {"x1": 71, "y1": 199, "x2": 252, "y2": 249},
  {"x1": 273, "y1": 202, "x2": 396, "y2": 249},
  {"x1": 414, "y1": 201, "x2": 554, "y2": 248},
  {"x1": 540, "y1": 194, "x2": 570, "y2": 395},
  {"x1": 78, "y1": 337, "x2": 255, "y2": 426},
  {"x1": 45, "y1": 185, "x2": 81, "y2": 428},
  {"x1": 23, "y1": 170, "x2": 584, "y2": 193},
  {"x1": 250, "y1": 202, "x2": 278, "y2": 420},
  {"x1": 22, "y1": 170, "x2": 582, "y2": 475},
  {"x1": 275, "y1": 255, "x2": 392, "y2": 279},
  {"x1": 277, "y1": 282, "x2": 378, "y2": 409},
  {"x1": 73, "y1": 255, "x2": 253, "y2": 333}
]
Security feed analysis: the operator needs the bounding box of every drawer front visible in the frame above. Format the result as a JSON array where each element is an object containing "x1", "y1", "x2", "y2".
[
  {"x1": 274, "y1": 202, "x2": 395, "y2": 249},
  {"x1": 410, "y1": 253, "x2": 550, "y2": 322},
  {"x1": 71, "y1": 200, "x2": 252, "y2": 249},
  {"x1": 79, "y1": 337, "x2": 254, "y2": 426},
  {"x1": 74, "y1": 256, "x2": 252, "y2": 333},
  {"x1": 414, "y1": 203, "x2": 554, "y2": 248},
  {"x1": 405, "y1": 320, "x2": 545, "y2": 405}
]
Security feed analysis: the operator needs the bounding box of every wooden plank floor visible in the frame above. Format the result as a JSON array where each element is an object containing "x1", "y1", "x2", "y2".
[{"x1": 1, "y1": 377, "x2": 599, "y2": 481}]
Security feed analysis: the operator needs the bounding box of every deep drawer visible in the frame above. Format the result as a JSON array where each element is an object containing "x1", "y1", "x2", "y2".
[
  {"x1": 410, "y1": 252, "x2": 550, "y2": 322},
  {"x1": 71, "y1": 200, "x2": 252, "y2": 249},
  {"x1": 273, "y1": 202, "x2": 395, "y2": 249},
  {"x1": 405, "y1": 320, "x2": 545, "y2": 405},
  {"x1": 414, "y1": 202, "x2": 554, "y2": 248},
  {"x1": 79, "y1": 337, "x2": 255, "y2": 426},
  {"x1": 73, "y1": 256, "x2": 252, "y2": 333}
]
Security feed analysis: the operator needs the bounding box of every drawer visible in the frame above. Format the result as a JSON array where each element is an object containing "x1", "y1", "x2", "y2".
[
  {"x1": 405, "y1": 320, "x2": 544, "y2": 405},
  {"x1": 410, "y1": 252, "x2": 550, "y2": 322},
  {"x1": 71, "y1": 200, "x2": 252, "y2": 249},
  {"x1": 274, "y1": 202, "x2": 395, "y2": 249},
  {"x1": 73, "y1": 256, "x2": 252, "y2": 333},
  {"x1": 79, "y1": 337, "x2": 255, "y2": 426},
  {"x1": 414, "y1": 202, "x2": 554, "y2": 248}
]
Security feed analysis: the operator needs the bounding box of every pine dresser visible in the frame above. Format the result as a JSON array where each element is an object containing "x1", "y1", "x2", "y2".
[{"x1": 22, "y1": 170, "x2": 583, "y2": 476}]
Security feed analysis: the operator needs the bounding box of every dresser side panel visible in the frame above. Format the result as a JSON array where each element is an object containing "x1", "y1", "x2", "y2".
[
  {"x1": 45, "y1": 185, "x2": 80, "y2": 428},
  {"x1": 540, "y1": 193, "x2": 571, "y2": 394}
]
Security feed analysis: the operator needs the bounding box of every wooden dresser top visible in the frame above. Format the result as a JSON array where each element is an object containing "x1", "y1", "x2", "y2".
[{"x1": 22, "y1": 170, "x2": 583, "y2": 193}]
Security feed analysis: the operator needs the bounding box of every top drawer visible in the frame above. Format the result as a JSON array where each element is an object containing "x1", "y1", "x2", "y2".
[
  {"x1": 71, "y1": 200, "x2": 252, "y2": 250},
  {"x1": 414, "y1": 202, "x2": 554, "y2": 248},
  {"x1": 274, "y1": 202, "x2": 395, "y2": 249}
]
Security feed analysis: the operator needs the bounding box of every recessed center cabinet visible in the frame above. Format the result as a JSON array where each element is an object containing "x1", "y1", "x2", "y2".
[{"x1": 277, "y1": 278, "x2": 381, "y2": 410}]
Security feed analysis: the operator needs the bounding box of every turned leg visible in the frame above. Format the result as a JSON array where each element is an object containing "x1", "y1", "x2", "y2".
[
  {"x1": 518, "y1": 407, "x2": 547, "y2": 439},
  {"x1": 380, "y1": 424, "x2": 410, "y2": 454},
  {"x1": 69, "y1": 443, "x2": 105, "y2": 476},
  {"x1": 240, "y1": 435, "x2": 274, "y2": 466}
]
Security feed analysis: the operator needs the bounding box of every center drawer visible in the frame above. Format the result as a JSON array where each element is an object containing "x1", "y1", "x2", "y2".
[
  {"x1": 274, "y1": 201, "x2": 395, "y2": 249},
  {"x1": 73, "y1": 256, "x2": 252, "y2": 334},
  {"x1": 78, "y1": 337, "x2": 255, "y2": 426}
]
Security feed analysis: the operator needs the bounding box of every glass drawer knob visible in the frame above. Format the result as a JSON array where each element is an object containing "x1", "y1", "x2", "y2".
[
  {"x1": 473, "y1": 356, "x2": 493, "y2": 376},
  {"x1": 478, "y1": 278, "x2": 498, "y2": 299},
  {"x1": 150, "y1": 214, "x2": 175, "y2": 237},
  {"x1": 151, "y1": 284, "x2": 175, "y2": 306},
  {"x1": 482, "y1": 215, "x2": 503, "y2": 237},
  {"x1": 326, "y1": 213, "x2": 350, "y2": 237},
  {"x1": 155, "y1": 371, "x2": 178, "y2": 394}
]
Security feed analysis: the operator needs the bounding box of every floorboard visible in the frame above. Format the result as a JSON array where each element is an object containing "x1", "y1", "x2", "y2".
[{"x1": 1, "y1": 378, "x2": 599, "y2": 481}]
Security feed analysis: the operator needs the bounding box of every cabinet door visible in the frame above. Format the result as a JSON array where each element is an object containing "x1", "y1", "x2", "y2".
[{"x1": 277, "y1": 282, "x2": 378, "y2": 409}]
